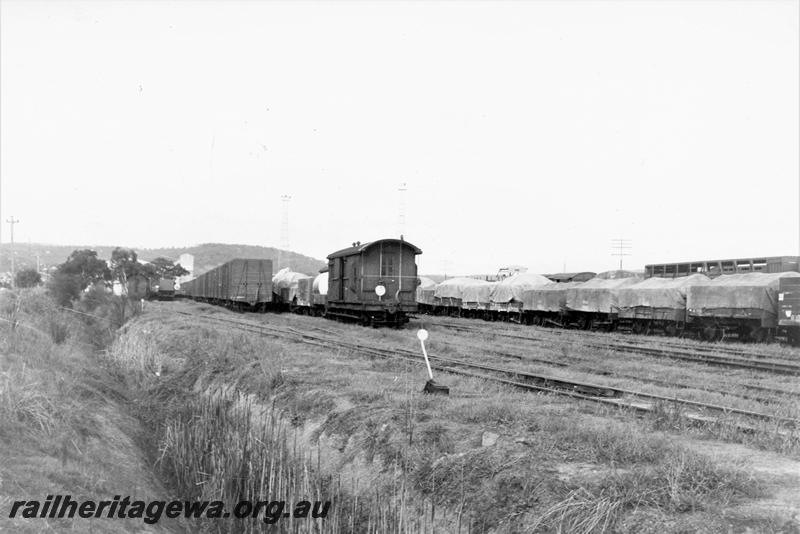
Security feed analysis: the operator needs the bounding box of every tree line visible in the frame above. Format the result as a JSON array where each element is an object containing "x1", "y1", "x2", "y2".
[{"x1": 11, "y1": 247, "x2": 188, "y2": 306}]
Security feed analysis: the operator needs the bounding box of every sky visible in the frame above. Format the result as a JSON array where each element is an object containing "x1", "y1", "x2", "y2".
[{"x1": 1, "y1": 0, "x2": 798, "y2": 276}]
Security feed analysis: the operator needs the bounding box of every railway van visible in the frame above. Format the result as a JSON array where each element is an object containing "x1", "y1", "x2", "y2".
[{"x1": 326, "y1": 237, "x2": 422, "y2": 327}]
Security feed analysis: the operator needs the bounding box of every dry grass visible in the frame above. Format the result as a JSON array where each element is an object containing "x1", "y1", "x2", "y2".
[
  {"x1": 529, "y1": 450, "x2": 761, "y2": 533},
  {"x1": 344, "y1": 313, "x2": 800, "y2": 454},
  {"x1": 0, "y1": 288, "x2": 178, "y2": 533},
  {"x1": 99, "y1": 300, "x2": 800, "y2": 533},
  {"x1": 0, "y1": 364, "x2": 57, "y2": 435},
  {"x1": 155, "y1": 391, "x2": 436, "y2": 533}
]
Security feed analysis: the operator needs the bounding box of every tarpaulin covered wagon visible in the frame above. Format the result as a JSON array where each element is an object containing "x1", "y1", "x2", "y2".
[
  {"x1": 272, "y1": 268, "x2": 312, "y2": 308},
  {"x1": 686, "y1": 272, "x2": 800, "y2": 341},
  {"x1": 489, "y1": 273, "x2": 551, "y2": 317},
  {"x1": 433, "y1": 277, "x2": 488, "y2": 314},
  {"x1": 564, "y1": 274, "x2": 642, "y2": 329},
  {"x1": 460, "y1": 280, "x2": 497, "y2": 316},
  {"x1": 415, "y1": 277, "x2": 438, "y2": 311},
  {"x1": 521, "y1": 281, "x2": 584, "y2": 326},
  {"x1": 614, "y1": 274, "x2": 709, "y2": 334}
]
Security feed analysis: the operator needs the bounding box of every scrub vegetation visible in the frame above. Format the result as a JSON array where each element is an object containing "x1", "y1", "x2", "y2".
[
  {"x1": 0, "y1": 287, "x2": 175, "y2": 533},
  {"x1": 103, "y1": 300, "x2": 800, "y2": 533},
  {"x1": 3, "y1": 290, "x2": 798, "y2": 532}
]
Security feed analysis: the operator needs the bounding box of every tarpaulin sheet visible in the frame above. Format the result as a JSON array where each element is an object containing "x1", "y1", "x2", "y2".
[
  {"x1": 490, "y1": 273, "x2": 551, "y2": 304},
  {"x1": 418, "y1": 277, "x2": 437, "y2": 290},
  {"x1": 272, "y1": 268, "x2": 312, "y2": 302},
  {"x1": 313, "y1": 272, "x2": 329, "y2": 296},
  {"x1": 462, "y1": 281, "x2": 497, "y2": 304},
  {"x1": 686, "y1": 272, "x2": 800, "y2": 315},
  {"x1": 434, "y1": 277, "x2": 490, "y2": 300},
  {"x1": 522, "y1": 282, "x2": 584, "y2": 312},
  {"x1": 566, "y1": 277, "x2": 642, "y2": 313},
  {"x1": 616, "y1": 274, "x2": 709, "y2": 311},
  {"x1": 416, "y1": 287, "x2": 437, "y2": 305},
  {"x1": 272, "y1": 268, "x2": 312, "y2": 289}
]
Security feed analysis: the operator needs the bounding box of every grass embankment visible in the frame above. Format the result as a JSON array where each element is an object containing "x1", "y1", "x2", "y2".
[
  {"x1": 106, "y1": 300, "x2": 800, "y2": 533},
  {"x1": 0, "y1": 288, "x2": 180, "y2": 533}
]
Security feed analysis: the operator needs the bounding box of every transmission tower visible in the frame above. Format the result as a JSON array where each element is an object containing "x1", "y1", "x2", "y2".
[
  {"x1": 611, "y1": 238, "x2": 632, "y2": 270},
  {"x1": 398, "y1": 182, "x2": 407, "y2": 237},
  {"x1": 279, "y1": 195, "x2": 291, "y2": 270},
  {"x1": 280, "y1": 195, "x2": 291, "y2": 250}
]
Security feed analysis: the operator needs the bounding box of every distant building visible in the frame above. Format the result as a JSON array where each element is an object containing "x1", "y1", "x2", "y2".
[
  {"x1": 644, "y1": 256, "x2": 800, "y2": 279},
  {"x1": 177, "y1": 253, "x2": 195, "y2": 285},
  {"x1": 470, "y1": 266, "x2": 529, "y2": 282}
]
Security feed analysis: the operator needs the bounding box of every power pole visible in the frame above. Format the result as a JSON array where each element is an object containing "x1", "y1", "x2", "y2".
[
  {"x1": 611, "y1": 238, "x2": 632, "y2": 271},
  {"x1": 7, "y1": 216, "x2": 19, "y2": 287},
  {"x1": 398, "y1": 182, "x2": 407, "y2": 237}
]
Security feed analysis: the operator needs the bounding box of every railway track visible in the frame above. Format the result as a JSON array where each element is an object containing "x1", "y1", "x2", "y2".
[
  {"x1": 176, "y1": 310, "x2": 800, "y2": 433},
  {"x1": 419, "y1": 316, "x2": 791, "y2": 360},
  {"x1": 419, "y1": 319, "x2": 800, "y2": 376},
  {"x1": 425, "y1": 313, "x2": 796, "y2": 359},
  {"x1": 298, "y1": 321, "x2": 798, "y2": 405}
]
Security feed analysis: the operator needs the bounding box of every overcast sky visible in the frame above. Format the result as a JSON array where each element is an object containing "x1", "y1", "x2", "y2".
[{"x1": 1, "y1": 0, "x2": 798, "y2": 275}]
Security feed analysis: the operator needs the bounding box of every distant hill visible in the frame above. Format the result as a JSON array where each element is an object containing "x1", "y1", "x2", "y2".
[
  {"x1": 142, "y1": 244, "x2": 326, "y2": 277},
  {"x1": 0, "y1": 243, "x2": 326, "y2": 277}
]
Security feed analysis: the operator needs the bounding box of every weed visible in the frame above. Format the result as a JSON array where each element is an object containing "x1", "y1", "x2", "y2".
[{"x1": 0, "y1": 365, "x2": 57, "y2": 435}]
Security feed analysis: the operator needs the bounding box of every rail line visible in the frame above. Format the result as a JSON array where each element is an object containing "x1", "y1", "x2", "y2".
[
  {"x1": 419, "y1": 319, "x2": 800, "y2": 376},
  {"x1": 176, "y1": 310, "x2": 800, "y2": 433},
  {"x1": 421, "y1": 313, "x2": 795, "y2": 359},
  {"x1": 417, "y1": 320, "x2": 800, "y2": 399},
  {"x1": 296, "y1": 321, "x2": 797, "y2": 405}
]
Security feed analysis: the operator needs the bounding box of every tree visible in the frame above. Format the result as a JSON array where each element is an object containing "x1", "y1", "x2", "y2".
[
  {"x1": 59, "y1": 249, "x2": 111, "y2": 286},
  {"x1": 148, "y1": 257, "x2": 190, "y2": 278},
  {"x1": 48, "y1": 249, "x2": 111, "y2": 305},
  {"x1": 15, "y1": 268, "x2": 42, "y2": 288},
  {"x1": 110, "y1": 247, "x2": 141, "y2": 282},
  {"x1": 48, "y1": 272, "x2": 84, "y2": 306}
]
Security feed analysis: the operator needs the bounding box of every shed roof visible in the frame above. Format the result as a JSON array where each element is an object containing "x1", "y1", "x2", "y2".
[{"x1": 327, "y1": 238, "x2": 422, "y2": 259}]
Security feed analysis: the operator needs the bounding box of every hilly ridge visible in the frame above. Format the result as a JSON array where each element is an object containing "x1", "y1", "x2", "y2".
[{"x1": 0, "y1": 242, "x2": 326, "y2": 277}]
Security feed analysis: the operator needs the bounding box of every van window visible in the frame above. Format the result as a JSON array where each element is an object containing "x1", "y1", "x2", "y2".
[{"x1": 382, "y1": 256, "x2": 394, "y2": 277}]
